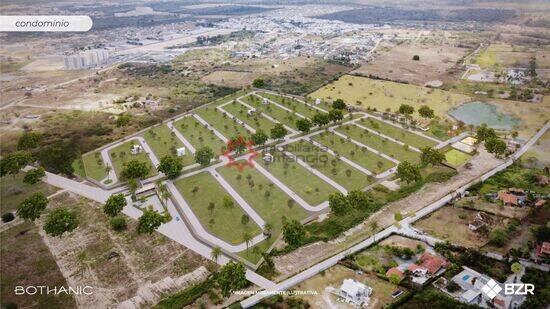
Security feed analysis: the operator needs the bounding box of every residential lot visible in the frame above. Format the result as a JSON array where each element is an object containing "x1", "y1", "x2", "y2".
[
  {"x1": 108, "y1": 140, "x2": 158, "y2": 179},
  {"x1": 174, "y1": 115, "x2": 225, "y2": 152},
  {"x1": 356, "y1": 117, "x2": 439, "y2": 147},
  {"x1": 0, "y1": 173, "x2": 59, "y2": 214}
]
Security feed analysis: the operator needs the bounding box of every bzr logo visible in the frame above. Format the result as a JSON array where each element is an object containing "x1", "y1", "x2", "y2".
[
  {"x1": 505, "y1": 283, "x2": 535, "y2": 296},
  {"x1": 481, "y1": 280, "x2": 535, "y2": 299}
]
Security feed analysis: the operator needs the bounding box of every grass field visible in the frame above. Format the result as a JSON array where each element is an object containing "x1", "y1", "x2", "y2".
[
  {"x1": 309, "y1": 75, "x2": 470, "y2": 119},
  {"x1": 0, "y1": 173, "x2": 59, "y2": 214},
  {"x1": 221, "y1": 101, "x2": 278, "y2": 133},
  {"x1": 444, "y1": 149, "x2": 471, "y2": 167},
  {"x1": 81, "y1": 151, "x2": 108, "y2": 181},
  {"x1": 174, "y1": 116, "x2": 225, "y2": 153},
  {"x1": 286, "y1": 140, "x2": 374, "y2": 190},
  {"x1": 254, "y1": 150, "x2": 337, "y2": 206},
  {"x1": 218, "y1": 164, "x2": 309, "y2": 260},
  {"x1": 174, "y1": 172, "x2": 261, "y2": 244},
  {"x1": 108, "y1": 140, "x2": 158, "y2": 179},
  {"x1": 336, "y1": 124, "x2": 421, "y2": 163},
  {"x1": 142, "y1": 125, "x2": 194, "y2": 167},
  {"x1": 195, "y1": 106, "x2": 251, "y2": 140},
  {"x1": 241, "y1": 94, "x2": 300, "y2": 130},
  {"x1": 312, "y1": 131, "x2": 395, "y2": 174},
  {"x1": 358, "y1": 117, "x2": 440, "y2": 146},
  {"x1": 257, "y1": 92, "x2": 322, "y2": 118}
]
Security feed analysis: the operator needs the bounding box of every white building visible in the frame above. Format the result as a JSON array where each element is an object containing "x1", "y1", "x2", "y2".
[
  {"x1": 176, "y1": 147, "x2": 186, "y2": 157},
  {"x1": 315, "y1": 98, "x2": 322, "y2": 105},
  {"x1": 64, "y1": 49, "x2": 110, "y2": 70},
  {"x1": 130, "y1": 144, "x2": 143, "y2": 155},
  {"x1": 338, "y1": 279, "x2": 372, "y2": 307}
]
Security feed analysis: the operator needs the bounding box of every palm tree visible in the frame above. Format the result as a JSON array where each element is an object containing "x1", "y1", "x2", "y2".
[
  {"x1": 156, "y1": 181, "x2": 171, "y2": 207},
  {"x1": 211, "y1": 246, "x2": 222, "y2": 263},
  {"x1": 370, "y1": 221, "x2": 379, "y2": 241},
  {"x1": 263, "y1": 222, "x2": 273, "y2": 237},
  {"x1": 243, "y1": 233, "x2": 252, "y2": 255}
]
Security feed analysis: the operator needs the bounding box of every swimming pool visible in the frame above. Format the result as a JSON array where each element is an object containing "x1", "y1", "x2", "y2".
[{"x1": 448, "y1": 101, "x2": 519, "y2": 130}]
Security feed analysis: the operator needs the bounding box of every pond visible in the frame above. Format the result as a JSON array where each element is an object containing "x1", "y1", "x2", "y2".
[{"x1": 448, "y1": 101, "x2": 519, "y2": 130}]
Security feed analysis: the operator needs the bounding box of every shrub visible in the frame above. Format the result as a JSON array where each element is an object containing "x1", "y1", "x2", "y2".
[
  {"x1": 110, "y1": 216, "x2": 127, "y2": 231},
  {"x1": 1, "y1": 212, "x2": 15, "y2": 223}
]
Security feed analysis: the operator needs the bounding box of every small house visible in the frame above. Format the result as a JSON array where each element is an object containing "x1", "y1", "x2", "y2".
[
  {"x1": 498, "y1": 188, "x2": 526, "y2": 206},
  {"x1": 130, "y1": 144, "x2": 143, "y2": 155},
  {"x1": 176, "y1": 147, "x2": 186, "y2": 157},
  {"x1": 262, "y1": 98, "x2": 269, "y2": 105},
  {"x1": 315, "y1": 98, "x2": 321, "y2": 105},
  {"x1": 263, "y1": 153, "x2": 274, "y2": 163},
  {"x1": 247, "y1": 109, "x2": 256, "y2": 116}
]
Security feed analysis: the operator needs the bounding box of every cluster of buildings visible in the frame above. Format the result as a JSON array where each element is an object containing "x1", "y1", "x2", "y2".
[
  {"x1": 485, "y1": 187, "x2": 547, "y2": 208},
  {"x1": 386, "y1": 252, "x2": 450, "y2": 285},
  {"x1": 64, "y1": 49, "x2": 110, "y2": 70}
]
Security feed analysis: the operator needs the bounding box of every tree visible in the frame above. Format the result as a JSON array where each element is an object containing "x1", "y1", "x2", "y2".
[
  {"x1": 270, "y1": 123, "x2": 287, "y2": 139},
  {"x1": 296, "y1": 118, "x2": 312, "y2": 133},
  {"x1": 489, "y1": 228, "x2": 508, "y2": 246},
  {"x1": 110, "y1": 216, "x2": 127, "y2": 231},
  {"x1": 17, "y1": 192, "x2": 48, "y2": 221},
  {"x1": 412, "y1": 55, "x2": 420, "y2": 61},
  {"x1": 208, "y1": 202, "x2": 215, "y2": 215},
  {"x1": 263, "y1": 222, "x2": 273, "y2": 237},
  {"x1": 157, "y1": 182, "x2": 171, "y2": 206},
  {"x1": 485, "y1": 137, "x2": 507, "y2": 157},
  {"x1": 398, "y1": 104, "x2": 414, "y2": 115},
  {"x1": 157, "y1": 155, "x2": 183, "y2": 179},
  {"x1": 511, "y1": 262, "x2": 522, "y2": 280},
  {"x1": 0, "y1": 150, "x2": 32, "y2": 176},
  {"x1": 312, "y1": 113, "x2": 330, "y2": 126},
  {"x1": 104, "y1": 194, "x2": 127, "y2": 217},
  {"x1": 332, "y1": 99, "x2": 346, "y2": 110},
  {"x1": 418, "y1": 105, "x2": 434, "y2": 119},
  {"x1": 116, "y1": 114, "x2": 131, "y2": 127},
  {"x1": 328, "y1": 109, "x2": 344, "y2": 123},
  {"x1": 38, "y1": 141, "x2": 77, "y2": 175},
  {"x1": 217, "y1": 261, "x2": 248, "y2": 297},
  {"x1": 388, "y1": 273, "x2": 402, "y2": 284},
  {"x1": 195, "y1": 146, "x2": 214, "y2": 167},
  {"x1": 17, "y1": 131, "x2": 42, "y2": 150},
  {"x1": 137, "y1": 207, "x2": 169, "y2": 234},
  {"x1": 223, "y1": 196, "x2": 234, "y2": 208},
  {"x1": 250, "y1": 130, "x2": 268, "y2": 146},
  {"x1": 397, "y1": 161, "x2": 422, "y2": 184},
  {"x1": 23, "y1": 167, "x2": 45, "y2": 184},
  {"x1": 282, "y1": 219, "x2": 305, "y2": 247},
  {"x1": 346, "y1": 190, "x2": 371, "y2": 210},
  {"x1": 252, "y1": 78, "x2": 265, "y2": 88},
  {"x1": 211, "y1": 246, "x2": 222, "y2": 263},
  {"x1": 121, "y1": 160, "x2": 150, "y2": 180},
  {"x1": 476, "y1": 124, "x2": 497, "y2": 142},
  {"x1": 420, "y1": 147, "x2": 445, "y2": 166},
  {"x1": 44, "y1": 208, "x2": 78, "y2": 237},
  {"x1": 329, "y1": 192, "x2": 348, "y2": 215}
]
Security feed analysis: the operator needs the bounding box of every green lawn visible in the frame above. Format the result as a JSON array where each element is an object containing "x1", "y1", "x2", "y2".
[
  {"x1": 195, "y1": 106, "x2": 251, "y2": 140},
  {"x1": 174, "y1": 116, "x2": 226, "y2": 154},
  {"x1": 242, "y1": 95, "x2": 300, "y2": 130},
  {"x1": 254, "y1": 150, "x2": 337, "y2": 206},
  {"x1": 258, "y1": 92, "x2": 323, "y2": 118},
  {"x1": 0, "y1": 173, "x2": 59, "y2": 214},
  {"x1": 108, "y1": 140, "x2": 158, "y2": 180},
  {"x1": 142, "y1": 125, "x2": 195, "y2": 166},
  {"x1": 221, "y1": 101, "x2": 277, "y2": 134},
  {"x1": 336, "y1": 125, "x2": 421, "y2": 163},
  {"x1": 358, "y1": 117, "x2": 439, "y2": 148},
  {"x1": 286, "y1": 140, "x2": 374, "y2": 191},
  {"x1": 312, "y1": 131, "x2": 395, "y2": 174},
  {"x1": 81, "y1": 151, "x2": 108, "y2": 181},
  {"x1": 218, "y1": 163, "x2": 308, "y2": 260},
  {"x1": 174, "y1": 172, "x2": 261, "y2": 244},
  {"x1": 444, "y1": 149, "x2": 472, "y2": 167}
]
